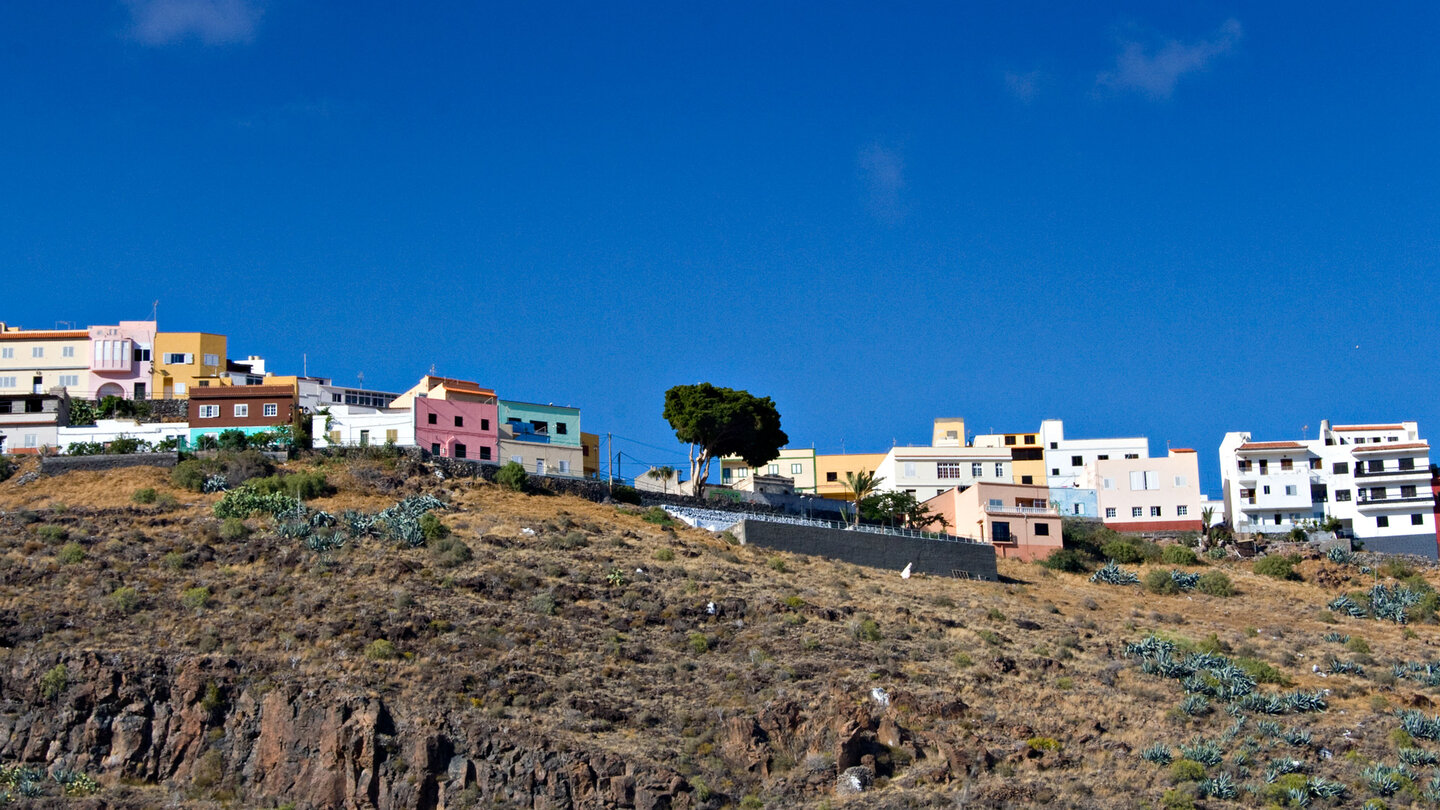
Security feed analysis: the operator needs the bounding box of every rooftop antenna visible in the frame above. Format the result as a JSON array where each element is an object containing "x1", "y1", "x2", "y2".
[
  {"x1": 429, "y1": 363, "x2": 436, "y2": 376},
  {"x1": 1302, "y1": 424, "x2": 1309, "y2": 440},
  {"x1": 150, "y1": 300, "x2": 159, "y2": 323},
  {"x1": 303, "y1": 353, "x2": 307, "y2": 377},
  {"x1": 357, "y1": 371, "x2": 364, "y2": 388}
]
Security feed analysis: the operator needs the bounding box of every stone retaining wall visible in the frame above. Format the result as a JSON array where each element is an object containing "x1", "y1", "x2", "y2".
[
  {"x1": 732, "y1": 519, "x2": 999, "y2": 581},
  {"x1": 39, "y1": 452, "x2": 179, "y2": 475}
]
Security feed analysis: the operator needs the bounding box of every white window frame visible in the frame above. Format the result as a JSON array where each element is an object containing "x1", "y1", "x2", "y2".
[
  {"x1": 203, "y1": 353, "x2": 220, "y2": 367},
  {"x1": 234, "y1": 404, "x2": 248, "y2": 417},
  {"x1": 937, "y1": 461, "x2": 960, "y2": 479},
  {"x1": 0, "y1": 347, "x2": 11, "y2": 359},
  {"x1": 902, "y1": 462, "x2": 916, "y2": 477},
  {"x1": 0, "y1": 376, "x2": 15, "y2": 388},
  {"x1": 1131, "y1": 507, "x2": 1143, "y2": 517},
  {"x1": 198, "y1": 405, "x2": 220, "y2": 419},
  {"x1": 791, "y1": 463, "x2": 803, "y2": 475},
  {"x1": 1105, "y1": 507, "x2": 1117, "y2": 518},
  {"x1": 971, "y1": 462, "x2": 983, "y2": 477},
  {"x1": 995, "y1": 462, "x2": 1004, "y2": 477},
  {"x1": 1150, "y1": 506, "x2": 1162, "y2": 517},
  {"x1": 559, "y1": 460, "x2": 570, "y2": 474},
  {"x1": 32, "y1": 347, "x2": 43, "y2": 358},
  {"x1": 1177, "y1": 505, "x2": 1188, "y2": 516},
  {"x1": 62, "y1": 346, "x2": 75, "y2": 358},
  {"x1": 263, "y1": 403, "x2": 278, "y2": 417},
  {"x1": 59, "y1": 374, "x2": 78, "y2": 388},
  {"x1": 768, "y1": 464, "x2": 779, "y2": 475}
]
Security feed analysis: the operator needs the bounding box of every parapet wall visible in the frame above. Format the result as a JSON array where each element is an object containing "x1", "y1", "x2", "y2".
[{"x1": 732, "y1": 519, "x2": 998, "y2": 581}]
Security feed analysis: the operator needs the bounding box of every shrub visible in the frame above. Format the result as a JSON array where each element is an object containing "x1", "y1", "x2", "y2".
[
  {"x1": 851, "y1": 618, "x2": 882, "y2": 642},
  {"x1": 431, "y1": 536, "x2": 473, "y2": 568},
  {"x1": 57, "y1": 542, "x2": 85, "y2": 564},
  {"x1": 132, "y1": 487, "x2": 158, "y2": 504},
  {"x1": 1144, "y1": 569, "x2": 1182, "y2": 595},
  {"x1": 1090, "y1": 561, "x2": 1140, "y2": 585},
  {"x1": 251, "y1": 471, "x2": 334, "y2": 500},
  {"x1": 1101, "y1": 539, "x2": 1144, "y2": 564},
  {"x1": 1169, "y1": 758, "x2": 1206, "y2": 782},
  {"x1": 1381, "y1": 559, "x2": 1416, "y2": 580},
  {"x1": 654, "y1": 548, "x2": 675, "y2": 562},
  {"x1": 688, "y1": 632, "x2": 709, "y2": 655},
  {"x1": 110, "y1": 586, "x2": 140, "y2": 614},
  {"x1": 641, "y1": 507, "x2": 676, "y2": 527},
  {"x1": 217, "y1": 518, "x2": 249, "y2": 541},
  {"x1": 364, "y1": 639, "x2": 398, "y2": 660},
  {"x1": 36, "y1": 524, "x2": 69, "y2": 544},
  {"x1": 419, "y1": 512, "x2": 450, "y2": 542},
  {"x1": 496, "y1": 461, "x2": 528, "y2": 492},
  {"x1": 213, "y1": 486, "x2": 301, "y2": 520},
  {"x1": 181, "y1": 586, "x2": 211, "y2": 612},
  {"x1": 611, "y1": 484, "x2": 641, "y2": 505},
  {"x1": 1162, "y1": 545, "x2": 1200, "y2": 566},
  {"x1": 1039, "y1": 548, "x2": 1091, "y2": 573},
  {"x1": 768, "y1": 556, "x2": 788, "y2": 573},
  {"x1": 1196, "y1": 571, "x2": 1234, "y2": 597},
  {"x1": 217, "y1": 429, "x2": 250, "y2": 451},
  {"x1": 1027, "y1": 737, "x2": 1061, "y2": 752},
  {"x1": 1345, "y1": 636, "x2": 1371, "y2": 655},
  {"x1": 171, "y1": 459, "x2": 207, "y2": 491},
  {"x1": 40, "y1": 664, "x2": 68, "y2": 702},
  {"x1": 1255, "y1": 554, "x2": 1301, "y2": 581}
]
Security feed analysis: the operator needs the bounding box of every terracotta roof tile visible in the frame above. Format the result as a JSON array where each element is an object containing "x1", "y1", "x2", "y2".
[
  {"x1": 1237, "y1": 441, "x2": 1308, "y2": 451},
  {"x1": 1352, "y1": 442, "x2": 1429, "y2": 452},
  {"x1": 1333, "y1": 424, "x2": 1405, "y2": 431}
]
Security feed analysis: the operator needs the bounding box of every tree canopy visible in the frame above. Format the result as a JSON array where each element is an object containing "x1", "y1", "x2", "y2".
[{"x1": 662, "y1": 383, "x2": 788, "y2": 497}]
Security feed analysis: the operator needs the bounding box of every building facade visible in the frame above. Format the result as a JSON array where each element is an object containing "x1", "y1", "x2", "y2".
[
  {"x1": 0, "y1": 390, "x2": 68, "y2": 454},
  {"x1": 721, "y1": 448, "x2": 818, "y2": 493},
  {"x1": 187, "y1": 384, "x2": 296, "y2": 446},
  {"x1": 58, "y1": 418, "x2": 189, "y2": 454},
  {"x1": 153, "y1": 332, "x2": 227, "y2": 399},
  {"x1": 498, "y1": 400, "x2": 582, "y2": 476},
  {"x1": 1087, "y1": 449, "x2": 1204, "y2": 533},
  {"x1": 395, "y1": 376, "x2": 499, "y2": 463},
  {"x1": 1037, "y1": 419, "x2": 1150, "y2": 488},
  {"x1": 973, "y1": 429, "x2": 1047, "y2": 485},
  {"x1": 924, "y1": 482, "x2": 1063, "y2": 561},
  {"x1": 815, "y1": 452, "x2": 888, "y2": 500},
  {"x1": 86, "y1": 321, "x2": 157, "y2": 400},
  {"x1": 581, "y1": 432, "x2": 601, "y2": 478},
  {"x1": 312, "y1": 405, "x2": 415, "y2": 449},
  {"x1": 873, "y1": 444, "x2": 1012, "y2": 501},
  {"x1": 1219, "y1": 421, "x2": 1437, "y2": 556}
]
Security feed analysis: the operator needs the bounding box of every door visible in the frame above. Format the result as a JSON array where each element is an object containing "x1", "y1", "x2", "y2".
[
  {"x1": 32, "y1": 376, "x2": 42, "y2": 394},
  {"x1": 134, "y1": 382, "x2": 146, "y2": 400}
]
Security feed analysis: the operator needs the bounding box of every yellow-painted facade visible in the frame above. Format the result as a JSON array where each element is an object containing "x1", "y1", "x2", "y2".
[
  {"x1": 153, "y1": 333, "x2": 227, "y2": 399},
  {"x1": 975, "y1": 429, "x2": 1047, "y2": 486},
  {"x1": 815, "y1": 452, "x2": 888, "y2": 500}
]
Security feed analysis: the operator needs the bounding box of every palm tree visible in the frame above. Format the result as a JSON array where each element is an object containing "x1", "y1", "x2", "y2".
[
  {"x1": 1200, "y1": 506, "x2": 1215, "y2": 550},
  {"x1": 844, "y1": 469, "x2": 884, "y2": 527}
]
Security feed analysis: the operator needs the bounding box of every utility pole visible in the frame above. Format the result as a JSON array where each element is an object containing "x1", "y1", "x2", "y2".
[{"x1": 607, "y1": 433, "x2": 613, "y2": 493}]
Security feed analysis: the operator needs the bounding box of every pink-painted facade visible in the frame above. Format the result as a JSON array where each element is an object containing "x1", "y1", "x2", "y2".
[
  {"x1": 87, "y1": 320, "x2": 156, "y2": 400},
  {"x1": 400, "y1": 376, "x2": 499, "y2": 462},
  {"x1": 924, "y1": 482, "x2": 1064, "y2": 561}
]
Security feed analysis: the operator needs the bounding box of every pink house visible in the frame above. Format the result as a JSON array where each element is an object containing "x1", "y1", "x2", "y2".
[
  {"x1": 924, "y1": 482, "x2": 1063, "y2": 561},
  {"x1": 395, "y1": 376, "x2": 499, "y2": 462},
  {"x1": 87, "y1": 320, "x2": 157, "y2": 400}
]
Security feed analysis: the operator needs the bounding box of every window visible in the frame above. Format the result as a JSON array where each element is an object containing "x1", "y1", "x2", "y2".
[
  {"x1": 480, "y1": 419, "x2": 489, "y2": 431},
  {"x1": 995, "y1": 463, "x2": 1004, "y2": 477},
  {"x1": 1377, "y1": 516, "x2": 1389, "y2": 528},
  {"x1": 768, "y1": 464, "x2": 779, "y2": 475},
  {"x1": 1151, "y1": 506, "x2": 1162, "y2": 517},
  {"x1": 826, "y1": 471, "x2": 838, "y2": 482},
  {"x1": 1284, "y1": 485, "x2": 1297, "y2": 496},
  {"x1": 971, "y1": 463, "x2": 983, "y2": 477},
  {"x1": 1174, "y1": 475, "x2": 1187, "y2": 487},
  {"x1": 1051, "y1": 468, "x2": 1060, "y2": 476},
  {"x1": 234, "y1": 404, "x2": 248, "y2": 417},
  {"x1": 1071, "y1": 455, "x2": 1083, "y2": 467},
  {"x1": 1259, "y1": 460, "x2": 1268, "y2": 474},
  {"x1": 428, "y1": 413, "x2": 437, "y2": 424},
  {"x1": 58, "y1": 374, "x2": 78, "y2": 387},
  {"x1": 992, "y1": 521, "x2": 1011, "y2": 542},
  {"x1": 1035, "y1": 523, "x2": 1050, "y2": 536},
  {"x1": 1333, "y1": 462, "x2": 1349, "y2": 474},
  {"x1": 1102, "y1": 477, "x2": 1115, "y2": 490},
  {"x1": 1238, "y1": 460, "x2": 1252, "y2": 471},
  {"x1": 1074, "y1": 504, "x2": 1085, "y2": 515},
  {"x1": 175, "y1": 383, "x2": 186, "y2": 394},
  {"x1": 937, "y1": 462, "x2": 960, "y2": 479},
  {"x1": 1050, "y1": 441, "x2": 1058, "y2": 449},
  {"x1": 1280, "y1": 459, "x2": 1293, "y2": 471},
  {"x1": 1129, "y1": 471, "x2": 1145, "y2": 490},
  {"x1": 133, "y1": 347, "x2": 151, "y2": 362},
  {"x1": 359, "y1": 429, "x2": 369, "y2": 446},
  {"x1": 198, "y1": 405, "x2": 219, "y2": 418},
  {"x1": 1309, "y1": 458, "x2": 1321, "y2": 469},
  {"x1": 480, "y1": 446, "x2": 492, "y2": 460},
  {"x1": 163, "y1": 352, "x2": 191, "y2": 365},
  {"x1": 1400, "y1": 457, "x2": 1416, "y2": 470},
  {"x1": 1124, "y1": 453, "x2": 1139, "y2": 459},
  {"x1": 1262, "y1": 485, "x2": 1271, "y2": 494},
  {"x1": 32, "y1": 347, "x2": 43, "y2": 358},
  {"x1": 62, "y1": 345, "x2": 76, "y2": 358},
  {"x1": 1336, "y1": 489, "x2": 1351, "y2": 502},
  {"x1": 24, "y1": 433, "x2": 37, "y2": 448},
  {"x1": 535, "y1": 460, "x2": 545, "y2": 474},
  {"x1": 1021, "y1": 475, "x2": 1033, "y2": 484},
  {"x1": 937, "y1": 489, "x2": 946, "y2": 496},
  {"x1": 1402, "y1": 485, "x2": 1417, "y2": 498},
  {"x1": 455, "y1": 415, "x2": 464, "y2": 427},
  {"x1": 385, "y1": 429, "x2": 398, "y2": 443},
  {"x1": 721, "y1": 468, "x2": 732, "y2": 480},
  {"x1": 1132, "y1": 507, "x2": 1143, "y2": 518},
  {"x1": 791, "y1": 463, "x2": 803, "y2": 475},
  {"x1": 1004, "y1": 435, "x2": 1016, "y2": 445},
  {"x1": 1371, "y1": 487, "x2": 1387, "y2": 500},
  {"x1": 263, "y1": 403, "x2": 278, "y2": 417},
  {"x1": 1177, "y1": 505, "x2": 1188, "y2": 516},
  {"x1": 988, "y1": 498, "x2": 1003, "y2": 507},
  {"x1": 555, "y1": 422, "x2": 567, "y2": 435},
  {"x1": 0, "y1": 377, "x2": 13, "y2": 388},
  {"x1": 1369, "y1": 459, "x2": 1385, "y2": 473},
  {"x1": 1105, "y1": 507, "x2": 1117, "y2": 518},
  {"x1": 736, "y1": 467, "x2": 747, "y2": 478},
  {"x1": 1023, "y1": 435, "x2": 1034, "y2": 444},
  {"x1": 1414, "y1": 514, "x2": 1426, "y2": 526},
  {"x1": 559, "y1": 460, "x2": 570, "y2": 474},
  {"x1": 0, "y1": 348, "x2": 10, "y2": 359},
  {"x1": 431, "y1": 443, "x2": 441, "y2": 455},
  {"x1": 202, "y1": 353, "x2": 219, "y2": 367},
  {"x1": 902, "y1": 462, "x2": 916, "y2": 477}
]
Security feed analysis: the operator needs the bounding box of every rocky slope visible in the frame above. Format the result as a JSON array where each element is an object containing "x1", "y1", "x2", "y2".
[{"x1": 1, "y1": 455, "x2": 1439, "y2": 809}]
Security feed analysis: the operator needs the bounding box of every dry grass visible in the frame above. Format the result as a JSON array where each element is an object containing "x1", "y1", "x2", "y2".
[{"x1": 2, "y1": 457, "x2": 1439, "y2": 808}]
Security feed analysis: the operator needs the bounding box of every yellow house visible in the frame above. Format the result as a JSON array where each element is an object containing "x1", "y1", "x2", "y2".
[
  {"x1": 153, "y1": 333, "x2": 227, "y2": 398},
  {"x1": 581, "y1": 432, "x2": 600, "y2": 477},
  {"x1": 815, "y1": 452, "x2": 888, "y2": 500},
  {"x1": 720, "y1": 448, "x2": 818, "y2": 492},
  {"x1": 973, "y1": 429, "x2": 1047, "y2": 486}
]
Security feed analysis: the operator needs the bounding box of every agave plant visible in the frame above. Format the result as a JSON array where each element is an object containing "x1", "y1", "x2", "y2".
[
  {"x1": 1327, "y1": 594, "x2": 1367, "y2": 618},
  {"x1": 1322, "y1": 631, "x2": 1349, "y2": 644},
  {"x1": 1364, "y1": 763, "x2": 1404, "y2": 796},
  {"x1": 1399, "y1": 747, "x2": 1440, "y2": 767},
  {"x1": 1282, "y1": 727, "x2": 1313, "y2": 747},
  {"x1": 1424, "y1": 770, "x2": 1440, "y2": 802},
  {"x1": 1398, "y1": 709, "x2": 1440, "y2": 742},
  {"x1": 1284, "y1": 690, "x2": 1328, "y2": 713},
  {"x1": 202, "y1": 474, "x2": 230, "y2": 493},
  {"x1": 1254, "y1": 719, "x2": 1282, "y2": 738},
  {"x1": 1198, "y1": 772, "x2": 1237, "y2": 799},
  {"x1": 1140, "y1": 743, "x2": 1173, "y2": 765},
  {"x1": 1180, "y1": 694, "x2": 1211, "y2": 716},
  {"x1": 1179, "y1": 736, "x2": 1224, "y2": 767},
  {"x1": 1326, "y1": 546, "x2": 1354, "y2": 565},
  {"x1": 1170, "y1": 570, "x2": 1200, "y2": 590},
  {"x1": 1371, "y1": 583, "x2": 1424, "y2": 624},
  {"x1": 1237, "y1": 693, "x2": 1288, "y2": 715},
  {"x1": 1090, "y1": 561, "x2": 1139, "y2": 585},
  {"x1": 1305, "y1": 777, "x2": 1346, "y2": 799},
  {"x1": 1326, "y1": 656, "x2": 1364, "y2": 676}
]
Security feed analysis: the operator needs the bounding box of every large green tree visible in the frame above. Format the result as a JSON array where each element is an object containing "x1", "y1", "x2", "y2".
[
  {"x1": 663, "y1": 383, "x2": 788, "y2": 498},
  {"x1": 860, "y1": 490, "x2": 949, "y2": 532}
]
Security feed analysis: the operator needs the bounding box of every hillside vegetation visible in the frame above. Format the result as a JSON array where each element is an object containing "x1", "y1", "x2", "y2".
[{"x1": 1, "y1": 452, "x2": 1439, "y2": 809}]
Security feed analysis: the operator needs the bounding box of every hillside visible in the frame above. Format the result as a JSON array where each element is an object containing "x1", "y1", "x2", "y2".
[{"x1": 1, "y1": 452, "x2": 1440, "y2": 809}]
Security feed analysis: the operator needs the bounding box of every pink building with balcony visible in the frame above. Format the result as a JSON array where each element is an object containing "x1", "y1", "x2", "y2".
[
  {"x1": 87, "y1": 320, "x2": 156, "y2": 400},
  {"x1": 924, "y1": 482, "x2": 1063, "y2": 561},
  {"x1": 393, "y1": 376, "x2": 499, "y2": 462}
]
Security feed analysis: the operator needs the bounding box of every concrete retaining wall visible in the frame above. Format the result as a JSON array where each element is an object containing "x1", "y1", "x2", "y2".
[
  {"x1": 39, "y1": 452, "x2": 179, "y2": 475},
  {"x1": 732, "y1": 519, "x2": 998, "y2": 581},
  {"x1": 1361, "y1": 533, "x2": 1438, "y2": 560}
]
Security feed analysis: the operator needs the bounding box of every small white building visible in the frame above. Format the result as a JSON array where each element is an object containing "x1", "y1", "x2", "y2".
[
  {"x1": 1219, "y1": 420, "x2": 1436, "y2": 557},
  {"x1": 312, "y1": 405, "x2": 415, "y2": 449},
  {"x1": 57, "y1": 419, "x2": 190, "y2": 453},
  {"x1": 1038, "y1": 419, "x2": 1150, "y2": 487}
]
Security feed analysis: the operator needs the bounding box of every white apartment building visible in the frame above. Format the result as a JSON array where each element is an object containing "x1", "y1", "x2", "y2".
[
  {"x1": 56, "y1": 419, "x2": 190, "y2": 453},
  {"x1": 1219, "y1": 421, "x2": 1437, "y2": 557},
  {"x1": 311, "y1": 405, "x2": 416, "y2": 449},
  {"x1": 873, "y1": 443, "x2": 1013, "y2": 501},
  {"x1": 1038, "y1": 419, "x2": 1150, "y2": 487}
]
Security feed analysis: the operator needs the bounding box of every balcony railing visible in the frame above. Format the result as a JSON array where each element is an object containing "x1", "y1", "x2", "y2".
[
  {"x1": 1357, "y1": 493, "x2": 1435, "y2": 507},
  {"x1": 1354, "y1": 467, "x2": 1430, "y2": 479},
  {"x1": 984, "y1": 505, "x2": 1059, "y2": 517}
]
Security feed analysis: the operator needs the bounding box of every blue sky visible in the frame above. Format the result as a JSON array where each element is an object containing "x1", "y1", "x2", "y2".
[{"x1": 2, "y1": 2, "x2": 1437, "y2": 492}]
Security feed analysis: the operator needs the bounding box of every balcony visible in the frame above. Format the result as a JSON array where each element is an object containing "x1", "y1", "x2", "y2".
[
  {"x1": 984, "y1": 504, "x2": 1059, "y2": 517},
  {"x1": 1356, "y1": 492, "x2": 1436, "y2": 509},
  {"x1": 504, "y1": 424, "x2": 551, "y2": 444},
  {"x1": 1353, "y1": 466, "x2": 1431, "y2": 480}
]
